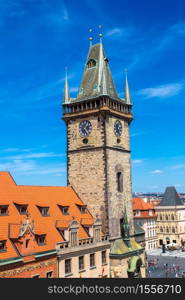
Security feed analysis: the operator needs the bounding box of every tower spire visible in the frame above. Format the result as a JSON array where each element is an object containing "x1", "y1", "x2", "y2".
[
  {"x1": 124, "y1": 69, "x2": 131, "y2": 105},
  {"x1": 63, "y1": 67, "x2": 70, "y2": 103},
  {"x1": 77, "y1": 35, "x2": 118, "y2": 99}
]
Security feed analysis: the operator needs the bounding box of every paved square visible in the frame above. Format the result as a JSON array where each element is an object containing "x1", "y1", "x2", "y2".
[{"x1": 147, "y1": 248, "x2": 185, "y2": 277}]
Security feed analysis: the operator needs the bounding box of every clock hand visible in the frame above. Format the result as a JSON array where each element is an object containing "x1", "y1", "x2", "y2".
[{"x1": 84, "y1": 127, "x2": 88, "y2": 135}]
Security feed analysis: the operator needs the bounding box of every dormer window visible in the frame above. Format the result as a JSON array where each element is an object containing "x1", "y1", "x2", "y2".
[
  {"x1": 84, "y1": 226, "x2": 89, "y2": 234},
  {"x1": 0, "y1": 240, "x2": 6, "y2": 252},
  {"x1": 38, "y1": 206, "x2": 50, "y2": 216},
  {"x1": 58, "y1": 229, "x2": 65, "y2": 240},
  {"x1": 93, "y1": 83, "x2": 98, "y2": 90},
  {"x1": 77, "y1": 205, "x2": 87, "y2": 214},
  {"x1": 58, "y1": 205, "x2": 69, "y2": 215},
  {"x1": 36, "y1": 235, "x2": 46, "y2": 246},
  {"x1": 104, "y1": 57, "x2": 109, "y2": 65},
  {"x1": 15, "y1": 204, "x2": 28, "y2": 215},
  {"x1": 79, "y1": 87, "x2": 84, "y2": 95},
  {"x1": 87, "y1": 59, "x2": 96, "y2": 68},
  {"x1": 0, "y1": 205, "x2": 8, "y2": 216}
]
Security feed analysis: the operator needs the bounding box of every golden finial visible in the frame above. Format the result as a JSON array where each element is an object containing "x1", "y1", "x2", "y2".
[
  {"x1": 98, "y1": 25, "x2": 103, "y2": 41},
  {"x1": 89, "y1": 28, "x2": 93, "y2": 45}
]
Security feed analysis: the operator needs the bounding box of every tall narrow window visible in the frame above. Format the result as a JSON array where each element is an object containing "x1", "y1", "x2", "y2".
[
  {"x1": 94, "y1": 228, "x2": 101, "y2": 242},
  {"x1": 65, "y1": 259, "x2": 71, "y2": 275},
  {"x1": 79, "y1": 256, "x2": 85, "y2": 271},
  {"x1": 26, "y1": 239, "x2": 30, "y2": 248},
  {"x1": 102, "y1": 250, "x2": 107, "y2": 265},
  {"x1": 70, "y1": 231, "x2": 77, "y2": 247},
  {"x1": 117, "y1": 172, "x2": 123, "y2": 192},
  {"x1": 90, "y1": 253, "x2": 95, "y2": 268}
]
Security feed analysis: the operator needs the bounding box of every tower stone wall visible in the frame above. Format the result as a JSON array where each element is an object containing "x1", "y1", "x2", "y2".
[{"x1": 66, "y1": 110, "x2": 133, "y2": 237}]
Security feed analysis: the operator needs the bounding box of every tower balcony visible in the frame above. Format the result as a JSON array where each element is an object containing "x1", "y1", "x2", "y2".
[{"x1": 62, "y1": 96, "x2": 133, "y2": 121}]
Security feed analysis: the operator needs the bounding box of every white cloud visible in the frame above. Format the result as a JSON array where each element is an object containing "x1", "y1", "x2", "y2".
[
  {"x1": 25, "y1": 167, "x2": 66, "y2": 176},
  {"x1": 137, "y1": 82, "x2": 184, "y2": 99},
  {"x1": 106, "y1": 28, "x2": 123, "y2": 37},
  {"x1": 63, "y1": 7, "x2": 69, "y2": 21},
  {"x1": 106, "y1": 27, "x2": 132, "y2": 39},
  {"x1": 0, "y1": 159, "x2": 36, "y2": 173},
  {"x1": 7, "y1": 152, "x2": 65, "y2": 160},
  {"x1": 171, "y1": 164, "x2": 185, "y2": 170},
  {"x1": 170, "y1": 22, "x2": 185, "y2": 36},
  {"x1": 132, "y1": 159, "x2": 144, "y2": 167},
  {"x1": 128, "y1": 22, "x2": 185, "y2": 70},
  {"x1": 70, "y1": 87, "x2": 78, "y2": 93},
  {"x1": 174, "y1": 184, "x2": 182, "y2": 188},
  {"x1": 131, "y1": 131, "x2": 154, "y2": 137},
  {"x1": 151, "y1": 170, "x2": 163, "y2": 174},
  {"x1": 0, "y1": 158, "x2": 66, "y2": 176}
]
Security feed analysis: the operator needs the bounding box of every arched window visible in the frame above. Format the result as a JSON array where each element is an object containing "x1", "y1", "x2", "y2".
[
  {"x1": 166, "y1": 214, "x2": 168, "y2": 220},
  {"x1": 172, "y1": 227, "x2": 175, "y2": 233},
  {"x1": 87, "y1": 59, "x2": 96, "y2": 68},
  {"x1": 160, "y1": 227, "x2": 163, "y2": 233},
  {"x1": 160, "y1": 214, "x2": 163, "y2": 220},
  {"x1": 117, "y1": 172, "x2": 123, "y2": 192},
  {"x1": 166, "y1": 227, "x2": 169, "y2": 233},
  {"x1": 171, "y1": 214, "x2": 174, "y2": 221}
]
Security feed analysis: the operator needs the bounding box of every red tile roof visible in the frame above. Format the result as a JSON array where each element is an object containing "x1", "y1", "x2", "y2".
[
  {"x1": 133, "y1": 197, "x2": 155, "y2": 210},
  {"x1": 133, "y1": 197, "x2": 157, "y2": 219},
  {"x1": 0, "y1": 171, "x2": 94, "y2": 261}
]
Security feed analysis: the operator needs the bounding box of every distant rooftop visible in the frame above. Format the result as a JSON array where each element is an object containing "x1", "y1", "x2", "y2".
[{"x1": 158, "y1": 186, "x2": 184, "y2": 206}]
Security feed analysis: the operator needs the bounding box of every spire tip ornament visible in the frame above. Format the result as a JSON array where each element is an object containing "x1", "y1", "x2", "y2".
[
  {"x1": 89, "y1": 28, "x2": 93, "y2": 46},
  {"x1": 63, "y1": 66, "x2": 70, "y2": 103},
  {"x1": 124, "y1": 69, "x2": 132, "y2": 105},
  {"x1": 98, "y1": 25, "x2": 103, "y2": 42}
]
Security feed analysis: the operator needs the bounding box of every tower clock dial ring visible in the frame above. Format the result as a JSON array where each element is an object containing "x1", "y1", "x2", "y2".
[
  {"x1": 114, "y1": 120, "x2": 122, "y2": 136},
  {"x1": 79, "y1": 120, "x2": 92, "y2": 137}
]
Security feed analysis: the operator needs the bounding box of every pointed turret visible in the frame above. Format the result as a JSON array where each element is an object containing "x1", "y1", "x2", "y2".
[
  {"x1": 125, "y1": 70, "x2": 132, "y2": 105},
  {"x1": 77, "y1": 42, "x2": 118, "y2": 100},
  {"x1": 63, "y1": 67, "x2": 70, "y2": 103}
]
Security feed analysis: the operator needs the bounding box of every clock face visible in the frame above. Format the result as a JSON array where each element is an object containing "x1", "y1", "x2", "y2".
[
  {"x1": 79, "y1": 120, "x2": 92, "y2": 137},
  {"x1": 114, "y1": 120, "x2": 122, "y2": 136}
]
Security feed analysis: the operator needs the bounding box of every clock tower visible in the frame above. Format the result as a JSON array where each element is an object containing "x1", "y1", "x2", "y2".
[{"x1": 62, "y1": 40, "x2": 134, "y2": 239}]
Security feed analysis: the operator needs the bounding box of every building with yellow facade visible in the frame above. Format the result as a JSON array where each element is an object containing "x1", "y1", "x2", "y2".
[{"x1": 156, "y1": 186, "x2": 185, "y2": 247}]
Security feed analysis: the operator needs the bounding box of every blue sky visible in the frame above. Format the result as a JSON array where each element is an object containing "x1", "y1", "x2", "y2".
[{"x1": 0, "y1": 0, "x2": 185, "y2": 192}]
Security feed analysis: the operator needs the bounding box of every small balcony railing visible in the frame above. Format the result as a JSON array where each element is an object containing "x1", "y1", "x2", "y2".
[{"x1": 57, "y1": 235, "x2": 109, "y2": 250}]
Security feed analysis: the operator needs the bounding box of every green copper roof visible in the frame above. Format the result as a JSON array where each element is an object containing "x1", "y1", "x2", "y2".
[
  {"x1": 77, "y1": 43, "x2": 118, "y2": 100},
  {"x1": 110, "y1": 237, "x2": 142, "y2": 256},
  {"x1": 0, "y1": 257, "x2": 22, "y2": 266},
  {"x1": 127, "y1": 256, "x2": 141, "y2": 273}
]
